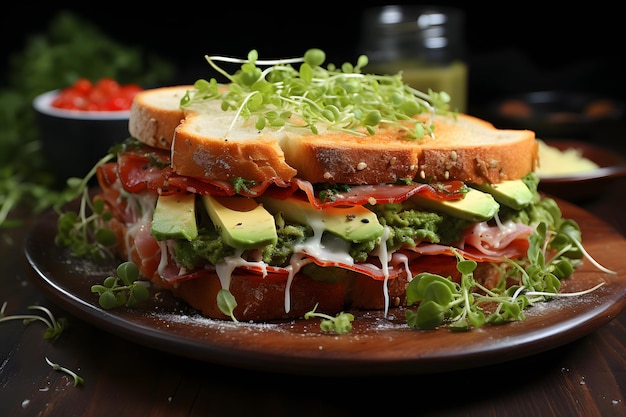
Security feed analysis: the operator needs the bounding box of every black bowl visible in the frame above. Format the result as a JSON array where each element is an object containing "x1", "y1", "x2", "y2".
[{"x1": 33, "y1": 90, "x2": 131, "y2": 184}]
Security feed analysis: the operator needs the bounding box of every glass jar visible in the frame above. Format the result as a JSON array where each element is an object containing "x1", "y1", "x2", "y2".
[{"x1": 359, "y1": 5, "x2": 468, "y2": 113}]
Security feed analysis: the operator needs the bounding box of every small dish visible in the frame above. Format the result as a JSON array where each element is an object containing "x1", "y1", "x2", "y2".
[
  {"x1": 538, "y1": 139, "x2": 626, "y2": 200},
  {"x1": 33, "y1": 89, "x2": 132, "y2": 185},
  {"x1": 488, "y1": 91, "x2": 624, "y2": 138}
]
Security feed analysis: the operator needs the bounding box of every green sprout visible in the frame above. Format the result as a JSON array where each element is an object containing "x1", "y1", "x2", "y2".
[
  {"x1": 217, "y1": 289, "x2": 238, "y2": 322},
  {"x1": 305, "y1": 303, "x2": 355, "y2": 334},
  {"x1": 0, "y1": 301, "x2": 67, "y2": 341},
  {"x1": 54, "y1": 152, "x2": 118, "y2": 261},
  {"x1": 180, "y1": 48, "x2": 452, "y2": 140},
  {"x1": 91, "y1": 262, "x2": 150, "y2": 309},
  {"x1": 2, "y1": 303, "x2": 83, "y2": 386},
  {"x1": 405, "y1": 221, "x2": 610, "y2": 331},
  {"x1": 45, "y1": 357, "x2": 84, "y2": 387},
  {"x1": 230, "y1": 177, "x2": 257, "y2": 195}
]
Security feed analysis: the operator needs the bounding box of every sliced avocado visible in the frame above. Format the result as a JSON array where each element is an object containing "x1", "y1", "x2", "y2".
[
  {"x1": 472, "y1": 180, "x2": 534, "y2": 210},
  {"x1": 151, "y1": 193, "x2": 198, "y2": 241},
  {"x1": 409, "y1": 188, "x2": 499, "y2": 222},
  {"x1": 202, "y1": 195, "x2": 277, "y2": 250},
  {"x1": 258, "y1": 195, "x2": 384, "y2": 243}
]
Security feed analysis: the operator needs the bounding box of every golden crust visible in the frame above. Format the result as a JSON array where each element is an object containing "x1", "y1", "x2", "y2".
[
  {"x1": 130, "y1": 86, "x2": 538, "y2": 185},
  {"x1": 128, "y1": 86, "x2": 192, "y2": 150},
  {"x1": 171, "y1": 113, "x2": 298, "y2": 184}
]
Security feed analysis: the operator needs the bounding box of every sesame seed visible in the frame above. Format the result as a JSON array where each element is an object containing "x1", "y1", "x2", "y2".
[
  {"x1": 356, "y1": 162, "x2": 367, "y2": 171},
  {"x1": 450, "y1": 150, "x2": 458, "y2": 161}
]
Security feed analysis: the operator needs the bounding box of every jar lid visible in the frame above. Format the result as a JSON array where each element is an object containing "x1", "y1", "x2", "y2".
[{"x1": 359, "y1": 5, "x2": 466, "y2": 63}]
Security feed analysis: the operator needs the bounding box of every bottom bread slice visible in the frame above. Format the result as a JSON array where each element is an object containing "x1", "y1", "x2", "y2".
[{"x1": 103, "y1": 210, "x2": 493, "y2": 321}]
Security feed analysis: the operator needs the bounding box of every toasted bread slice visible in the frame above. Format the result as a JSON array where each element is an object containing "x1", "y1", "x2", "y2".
[
  {"x1": 413, "y1": 114, "x2": 538, "y2": 184},
  {"x1": 280, "y1": 114, "x2": 538, "y2": 184},
  {"x1": 172, "y1": 102, "x2": 299, "y2": 185},
  {"x1": 129, "y1": 86, "x2": 538, "y2": 185},
  {"x1": 129, "y1": 85, "x2": 192, "y2": 150}
]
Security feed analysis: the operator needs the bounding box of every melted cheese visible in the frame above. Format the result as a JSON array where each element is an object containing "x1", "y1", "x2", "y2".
[
  {"x1": 215, "y1": 249, "x2": 269, "y2": 290},
  {"x1": 371, "y1": 227, "x2": 391, "y2": 315},
  {"x1": 293, "y1": 217, "x2": 354, "y2": 265},
  {"x1": 284, "y1": 256, "x2": 314, "y2": 313},
  {"x1": 118, "y1": 185, "x2": 396, "y2": 317}
]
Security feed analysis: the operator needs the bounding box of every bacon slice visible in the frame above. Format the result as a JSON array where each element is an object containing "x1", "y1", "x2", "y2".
[
  {"x1": 114, "y1": 144, "x2": 289, "y2": 196},
  {"x1": 274, "y1": 178, "x2": 467, "y2": 208},
  {"x1": 403, "y1": 221, "x2": 535, "y2": 262},
  {"x1": 99, "y1": 147, "x2": 534, "y2": 287},
  {"x1": 113, "y1": 146, "x2": 466, "y2": 206}
]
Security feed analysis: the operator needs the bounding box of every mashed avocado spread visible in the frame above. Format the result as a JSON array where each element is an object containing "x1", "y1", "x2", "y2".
[{"x1": 170, "y1": 173, "x2": 555, "y2": 272}]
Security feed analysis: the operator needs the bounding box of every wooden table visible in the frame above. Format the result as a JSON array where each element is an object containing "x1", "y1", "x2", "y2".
[{"x1": 1, "y1": 177, "x2": 625, "y2": 417}]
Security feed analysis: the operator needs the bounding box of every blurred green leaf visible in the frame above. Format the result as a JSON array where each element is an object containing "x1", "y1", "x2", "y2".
[{"x1": 0, "y1": 11, "x2": 177, "y2": 226}]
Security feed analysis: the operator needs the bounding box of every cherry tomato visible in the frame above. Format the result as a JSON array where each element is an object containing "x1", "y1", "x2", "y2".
[{"x1": 51, "y1": 77, "x2": 143, "y2": 111}]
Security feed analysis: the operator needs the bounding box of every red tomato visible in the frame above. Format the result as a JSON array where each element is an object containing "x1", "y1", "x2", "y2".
[
  {"x1": 94, "y1": 78, "x2": 121, "y2": 96},
  {"x1": 50, "y1": 77, "x2": 143, "y2": 111},
  {"x1": 73, "y1": 78, "x2": 93, "y2": 95}
]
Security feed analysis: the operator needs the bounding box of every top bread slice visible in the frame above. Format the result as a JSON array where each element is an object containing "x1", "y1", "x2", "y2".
[
  {"x1": 129, "y1": 85, "x2": 191, "y2": 149},
  {"x1": 128, "y1": 86, "x2": 538, "y2": 185}
]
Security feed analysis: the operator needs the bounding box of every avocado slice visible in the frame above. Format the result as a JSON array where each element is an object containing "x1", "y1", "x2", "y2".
[
  {"x1": 409, "y1": 188, "x2": 499, "y2": 222},
  {"x1": 202, "y1": 195, "x2": 277, "y2": 250},
  {"x1": 257, "y1": 195, "x2": 384, "y2": 243},
  {"x1": 151, "y1": 193, "x2": 198, "y2": 241},
  {"x1": 472, "y1": 180, "x2": 534, "y2": 210}
]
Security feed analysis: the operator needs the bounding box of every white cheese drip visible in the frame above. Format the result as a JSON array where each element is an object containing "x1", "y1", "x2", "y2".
[
  {"x1": 370, "y1": 226, "x2": 392, "y2": 316},
  {"x1": 293, "y1": 217, "x2": 354, "y2": 265},
  {"x1": 493, "y1": 212, "x2": 518, "y2": 238},
  {"x1": 395, "y1": 252, "x2": 412, "y2": 282},
  {"x1": 215, "y1": 250, "x2": 269, "y2": 290},
  {"x1": 284, "y1": 255, "x2": 314, "y2": 313},
  {"x1": 157, "y1": 241, "x2": 169, "y2": 275},
  {"x1": 282, "y1": 216, "x2": 355, "y2": 313},
  {"x1": 118, "y1": 186, "x2": 400, "y2": 318}
]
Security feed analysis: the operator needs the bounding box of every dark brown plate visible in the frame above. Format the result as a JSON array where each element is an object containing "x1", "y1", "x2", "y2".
[
  {"x1": 24, "y1": 199, "x2": 626, "y2": 376},
  {"x1": 538, "y1": 139, "x2": 626, "y2": 201},
  {"x1": 487, "y1": 91, "x2": 624, "y2": 138}
]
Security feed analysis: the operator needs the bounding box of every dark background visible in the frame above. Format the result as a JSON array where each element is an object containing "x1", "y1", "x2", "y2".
[{"x1": 2, "y1": 1, "x2": 624, "y2": 117}]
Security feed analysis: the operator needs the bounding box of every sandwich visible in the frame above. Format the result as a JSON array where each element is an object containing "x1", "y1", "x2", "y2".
[{"x1": 57, "y1": 49, "x2": 593, "y2": 326}]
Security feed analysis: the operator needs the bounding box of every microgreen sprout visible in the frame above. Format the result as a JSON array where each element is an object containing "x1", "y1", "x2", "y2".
[
  {"x1": 230, "y1": 177, "x2": 257, "y2": 195},
  {"x1": 180, "y1": 48, "x2": 451, "y2": 140},
  {"x1": 217, "y1": 289, "x2": 238, "y2": 322},
  {"x1": 54, "y1": 152, "x2": 117, "y2": 261},
  {"x1": 317, "y1": 183, "x2": 351, "y2": 203},
  {"x1": 553, "y1": 226, "x2": 617, "y2": 275},
  {"x1": 91, "y1": 262, "x2": 150, "y2": 309},
  {"x1": 0, "y1": 164, "x2": 87, "y2": 229},
  {"x1": 304, "y1": 303, "x2": 355, "y2": 334},
  {"x1": 405, "y1": 220, "x2": 610, "y2": 331},
  {"x1": 0, "y1": 301, "x2": 67, "y2": 341},
  {"x1": 45, "y1": 357, "x2": 84, "y2": 387}
]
